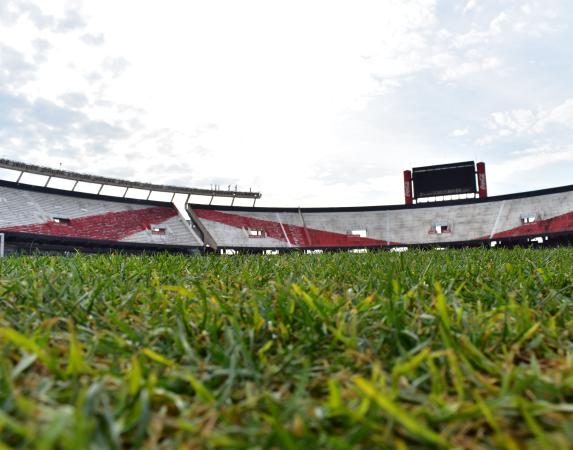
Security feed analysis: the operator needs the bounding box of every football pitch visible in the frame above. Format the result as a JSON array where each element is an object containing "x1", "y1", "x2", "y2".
[{"x1": 1, "y1": 249, "x2": 573, "y2": 449}]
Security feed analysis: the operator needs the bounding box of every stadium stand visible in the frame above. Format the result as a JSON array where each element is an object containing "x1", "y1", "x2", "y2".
[
  {"x1": 2, "y1": 158, "x2": 572, "y2": 254},
  {"x1": 188, "y1": 184, "x2": 573, "y2": 252},
  {"x1": 0, "y1": 158, "x2": 263, "y2": 254},
  {"x1": 0, "y1": 180, "x2": 203, "y2": 254}
]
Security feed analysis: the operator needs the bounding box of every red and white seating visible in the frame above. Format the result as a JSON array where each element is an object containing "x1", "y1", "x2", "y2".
[
  {"x1": 188, "y1": 185, "x2": 573, "y2": 250},
  {"x1": 0, "y1": 181, "x2": 203, "y2": 250}
]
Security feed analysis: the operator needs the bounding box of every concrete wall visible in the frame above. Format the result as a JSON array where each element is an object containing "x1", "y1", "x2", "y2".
[{"x1": 189, "y1": 186, "x2": 573, "y2": 250}]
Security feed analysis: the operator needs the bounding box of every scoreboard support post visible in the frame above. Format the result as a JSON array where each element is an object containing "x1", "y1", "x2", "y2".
[
  {"x1": 477, "y1": 162, "x2": 488, "y2": 198},
  {"x1": 403, "y1": 170, "x2": 413, "y2": 205}
]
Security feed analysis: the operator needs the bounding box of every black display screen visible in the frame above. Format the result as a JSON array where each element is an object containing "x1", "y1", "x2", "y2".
[{"x1": 413, "y1": 161, "x2": 476, "y2": 198}]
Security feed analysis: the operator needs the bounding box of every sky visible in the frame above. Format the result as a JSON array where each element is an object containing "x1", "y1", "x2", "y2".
[{"x1": 0, "y1": 0, "x2": 572, "y2": 207}]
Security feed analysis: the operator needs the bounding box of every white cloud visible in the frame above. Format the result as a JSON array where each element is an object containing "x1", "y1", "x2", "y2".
[
  {"x1": 483, "y1": 99, "x2": 573, "y2": 140},
  {"x1": 489, "y1": 109, "x2": 538, "y2": 134},
  {"x1": 441, "y1": 53, "x2": 501, "y2": 80},
  {"x1": 463, "y1": 0, "x2": 478, "y2": 15},
  {"x1": 540, "y1": 99, "x2": 573, "y2": 130},
  {"x1": 490, "y1": 144, "x2": 573, "y2": 183},
  {"x1": 451, "y1": 128, "x2": 469, "y2": 137}
]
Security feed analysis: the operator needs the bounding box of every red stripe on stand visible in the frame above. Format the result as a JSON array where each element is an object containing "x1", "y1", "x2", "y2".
[
  {"x1": 490, "y1": 211, "x2": 573, "y2": 239},
  {"x1": 0, "y1": 206, "x2": 178, "y2": 241},
  {"x1": 194, "y1": 209, "x2": 394, "y2": 248}
]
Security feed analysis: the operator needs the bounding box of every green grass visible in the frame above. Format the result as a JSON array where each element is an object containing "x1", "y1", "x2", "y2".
[{"x1": 1, "y1": 248, "x2": 573, "y2": 449}]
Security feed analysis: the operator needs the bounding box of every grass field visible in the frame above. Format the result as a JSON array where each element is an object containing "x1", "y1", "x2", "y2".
[{"x1": 1, "y1": 249, "x2": 573, "y2": 449}]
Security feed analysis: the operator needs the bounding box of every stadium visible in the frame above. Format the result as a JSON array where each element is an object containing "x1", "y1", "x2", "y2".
[
  {"x1": 4, "y1": 1, "x2": 573, "y2": 446},
  {"x1": 1, "y1": 158, "x2": 572, "y2": 255},
  {"x1": 3, "y1": 158, "x2": 573, "y2": 448}
]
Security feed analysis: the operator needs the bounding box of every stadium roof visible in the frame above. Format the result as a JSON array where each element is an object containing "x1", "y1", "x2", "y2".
[{"x1": 0, "y1": 158, "x2": 262, "y2": 202}]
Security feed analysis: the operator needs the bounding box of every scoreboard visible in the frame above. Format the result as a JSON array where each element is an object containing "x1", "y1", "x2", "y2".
[{"x1": 412, "y1": 161, "x2": 477, "y2": 199}]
